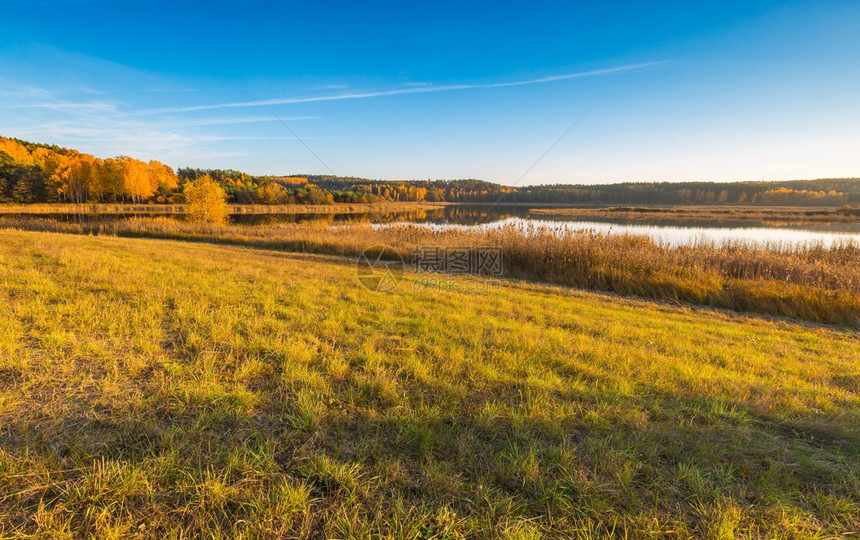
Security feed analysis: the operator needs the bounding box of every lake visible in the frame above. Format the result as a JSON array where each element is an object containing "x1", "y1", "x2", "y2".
[
  {"x1": 6, "y1": 204, "x2": 860, "y2": 247},
  {"x1": 440, "y1": 216, "x2": 860, "y2": 247},
  {"x1": 367, "y1": 205, "x2": 860, "y2": 248}
]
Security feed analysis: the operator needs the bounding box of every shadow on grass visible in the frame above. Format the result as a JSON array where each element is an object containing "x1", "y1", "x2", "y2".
[{"x1": 2, "y1": 371, "x2": 857, "y2": 537}]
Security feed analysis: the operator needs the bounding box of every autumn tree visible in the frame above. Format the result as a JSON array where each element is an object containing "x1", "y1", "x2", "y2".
[
  {"x1": 185, "y1": 174, "x2": 229, "y2": 224},
  {"x1": 149, "y1": 160, "x2": 179, "y2": 196},
  {"x1": 95, "y1": 158, "x2": 124, "y2": 202},
  {"x1": 30, "y1": 147, "x2": 67, "y2": 202},
  {"x1": 305, "y1": 187, "x2": 334, "y2": 205},
  {"x1": 0, "y1": 138, "x2": 32, "y2": 163},
  {"x1": 256, "y1": 182, "x2": 290, "y2": 204},
  {"x1": 115, "y1": 156, "x2": 157, "y2": 203},
  {"x1": 52, "y1": 153, "x2": 100, "y2": 203}
]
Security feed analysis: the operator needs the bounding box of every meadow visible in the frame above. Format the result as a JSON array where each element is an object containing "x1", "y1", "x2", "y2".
[
  {"x1": 2, "y1": 216, "x2": 859, "y2": 326},
  {"x1": 0, "y1": 230, "x2": 858, "y2": 537}
]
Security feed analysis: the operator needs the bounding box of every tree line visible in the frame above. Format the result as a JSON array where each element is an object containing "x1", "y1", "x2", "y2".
[
  {"x1": 0, "y1": 137, "x2": 177, "y2": 204},
  {"x1": 2, "y1": 136, "x2": 859, "y2": 206}
]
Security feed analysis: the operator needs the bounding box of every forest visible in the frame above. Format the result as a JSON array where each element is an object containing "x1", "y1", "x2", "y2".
[{"x1": 2, "y1": 135, "x2": 859, "y2": 206}]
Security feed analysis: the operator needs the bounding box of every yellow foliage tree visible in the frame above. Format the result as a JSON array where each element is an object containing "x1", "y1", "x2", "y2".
[
  {"x1": 185, "y1": 174, "x2": 229, "y2": 224},
  {"x1": 31, "y1": 147, "x2": 63, "y2": 175},
  {"x1": 0, "y1": 138, "x2": 32, "y2": 163},
  {"x1": 149, "y1": 160, "x2": 178, "y2": 193},
  {"x1": 97, "y1": 158, "x2": 125, "y2": 201},
  {"x1": 115, "y1": 156, "x2": 157, "y2": 203},
  {"x1": 256, "y1": 182, "x2": 289, "y2": 204},
  {"x1": 53, "y1": 153, "x2": 99, "y2": 203},
  {"x1": 30, "y1": 148, "x2": 67, "y2": 201}
]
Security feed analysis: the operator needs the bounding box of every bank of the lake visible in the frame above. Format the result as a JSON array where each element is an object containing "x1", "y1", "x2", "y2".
[{"x1": 0, "y1": 201, "x2": 448, "y2": 216}]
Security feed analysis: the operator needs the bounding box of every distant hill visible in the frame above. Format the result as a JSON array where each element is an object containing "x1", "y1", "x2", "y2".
[{"x1": 2, "y1": 135, "x2": 858, "y2": 206}]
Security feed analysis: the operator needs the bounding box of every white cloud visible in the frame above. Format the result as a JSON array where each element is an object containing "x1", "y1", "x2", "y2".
[
  {"x1": 168, "y1": 115, "x2": 319, "y2": 127},
  {"x1": 140, "y1": 61, "x2": 669, "y2": 114},
  {"x1": 0, "y1": 102, "x2": 119, "y2": 112}
]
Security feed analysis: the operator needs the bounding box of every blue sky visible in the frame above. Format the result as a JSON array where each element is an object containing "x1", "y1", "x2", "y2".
[{"x1": 0, "y1": 0, "x2": 858, "y2": 184}]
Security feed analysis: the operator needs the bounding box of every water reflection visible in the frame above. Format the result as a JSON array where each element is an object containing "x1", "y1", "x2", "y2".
[
  {"x1": 478, "y1": 217, "x2": 860, "y2": 247},
  {"x1": 376, "y1": 206, "x2": 860, "y2": 247},
  {"x1": 228, "y1": 205, "x2": 529, "y2": 226}
]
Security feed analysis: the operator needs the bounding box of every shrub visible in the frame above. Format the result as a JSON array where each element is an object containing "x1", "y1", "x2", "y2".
[{"x1": 184, "y1": 174, "x2": 229, "y2": 224}]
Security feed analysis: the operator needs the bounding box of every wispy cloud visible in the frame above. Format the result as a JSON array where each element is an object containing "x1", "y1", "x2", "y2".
[
  {"x1": 0, "y1": 85, "x2": 55, "y2": 99},
  {"x1": 196, "y1": 135, "x2": 341, "y2": 141},
  {"x1": 144, "y1": 87, "x2": 199, "y2": 93},
  {"x1": 0, "y1": 55, "x2": 667, "y2": 172},
  {"x1": 0, "y1": 102, "x2": 118, "y2": 112},
  {"x1": 0, "y1": 106, "x2": 324, "y2": 165},
  {"x1": 0, "y1": 48, "x2": 328, "y2": 166},
  {"x1": 0, "y1": 81, "x2": 120, "y2": 112},
  {"x1": 171, "y1": 115, "x2": 320, "y2": 127},
  {"x1": 141, "y1": 61, "x2": 669, "y2": 114}
]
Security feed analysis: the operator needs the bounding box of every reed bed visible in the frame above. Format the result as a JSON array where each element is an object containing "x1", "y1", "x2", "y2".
[{"x1": 3, "y1": 216, "x2": 859, "y2": 325}]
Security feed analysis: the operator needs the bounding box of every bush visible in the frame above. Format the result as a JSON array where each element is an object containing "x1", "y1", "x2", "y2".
[{"x1": 184, "y1": 174, "x2": 229, "y2": 224}]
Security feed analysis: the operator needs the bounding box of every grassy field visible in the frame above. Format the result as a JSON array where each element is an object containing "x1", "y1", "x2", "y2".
[
  {"x1": 0, "y1": 230, "x2": 858, "y2": 538},
  {"x1": 2, "y1": 216, "x2": 859, "y2": 326}
]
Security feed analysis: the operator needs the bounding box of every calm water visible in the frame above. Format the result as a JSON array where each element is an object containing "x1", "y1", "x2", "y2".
[
  {"x1": 7, "y1": 205, "x2": 860, "y2": 247},
  {"x1": 369, "y1": 205, "x2": 860, "y2": 248},
  {"x1": 448, "y1": 216, "x2": 860, "y2": 247}
]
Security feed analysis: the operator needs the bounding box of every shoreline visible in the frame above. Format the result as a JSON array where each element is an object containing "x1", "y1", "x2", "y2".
[
  {"x1": 2, "y1": 201, "x2": 858, "y2": 224},
  {"x1": 0, "y1": 201, "x2": 449, "y2": 215}
]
